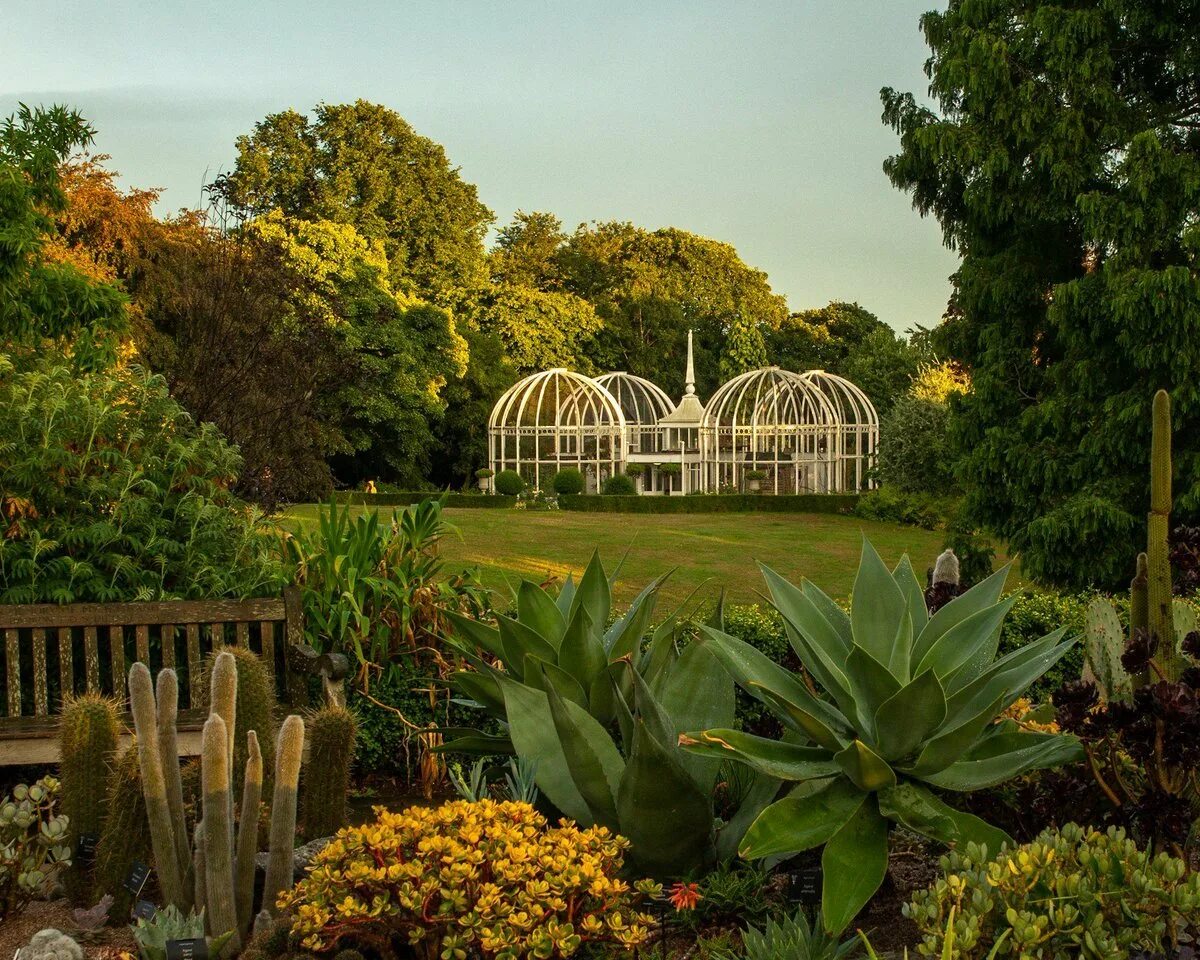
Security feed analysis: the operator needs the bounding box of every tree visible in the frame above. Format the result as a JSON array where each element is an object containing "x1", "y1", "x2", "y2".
[
  {"x1": 843, "y1": 326, "x2": 931, "y2": 416},
  {"x1": 883, "y1": 1, "x2": 1200, "y2": 588},
  {"x1": 767, "y1": 301, "x2": 887, "y2": 372},
  {"x1": 216, "y1": 100, "x2": 493, "y2": 302},
  {"x1": 876, "y1": 395, "x2": 955, "y2": 495},
  {"x1": 490, "y1": 210, "x2": 566, "y2": 288},
  {"x1": 465, "y1": 283, "x2": 601, "y2": 375}
]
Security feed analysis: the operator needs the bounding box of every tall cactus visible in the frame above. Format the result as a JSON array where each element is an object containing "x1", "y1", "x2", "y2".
[
  {"x1": 201, "y1": 716, "x2": 240, "y2": 954},
  {"x1": 235, "y1": 732, "x2": 263, "y2": 938},
  {"x1": 94, "y1": 742, "x2": 152, "y2": 919},
  {"x1": 263, "y1": 715, "x2": 305, "y2": 916},
  {"x1": 156, "y1": 671, "x2": 192, "y2": 881},
  {"x1": 58, "y1": 693, "x2": 119, "y2": 900},
  {"x1": 210, "y1": 653, "x2": 239, "y2": 786},
  {"x1": 128, "y1": 662, "x2": 187, "y2": 909},
  {"x1": 302, "y1": 706, "x2": 356, "y2": 840},
  {"x1": 200, "y1": 648, "x2": 277, "y2": 794},
  {"x1": 1147, "y1": 389, "x2": 1181, "y2": 678}
]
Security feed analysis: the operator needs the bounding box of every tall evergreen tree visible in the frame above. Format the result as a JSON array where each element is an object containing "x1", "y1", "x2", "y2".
[{"x1": 883, "y1": 1, "x2": 1200, "y2": 588}]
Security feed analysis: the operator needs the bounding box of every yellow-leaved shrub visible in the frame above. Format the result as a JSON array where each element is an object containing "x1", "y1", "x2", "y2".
[{"x1": 279, "y1": 799, "x2": 662, "y2": 959}]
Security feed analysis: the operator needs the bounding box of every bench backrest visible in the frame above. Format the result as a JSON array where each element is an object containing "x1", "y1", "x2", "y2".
[{"x1": 0, "y1": 589, "x2": 303, "y2": 719}]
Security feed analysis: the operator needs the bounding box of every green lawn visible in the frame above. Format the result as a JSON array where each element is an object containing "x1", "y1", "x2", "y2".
[{"x1": 280, "y1": 505, "x2": 957, "y2": 607}]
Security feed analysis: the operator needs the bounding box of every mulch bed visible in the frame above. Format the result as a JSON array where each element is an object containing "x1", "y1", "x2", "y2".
[{"x1": 0, "y1": 900, "x2": 136, "y2": 960}]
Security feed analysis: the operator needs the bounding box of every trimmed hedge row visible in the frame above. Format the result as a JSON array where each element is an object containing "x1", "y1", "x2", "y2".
[
  {"x1": 558, "y1": 493, "x2": 860, "y2": 513},
  {"x1": 331, "y1": 491, "x2": 512, "y2": 508}
]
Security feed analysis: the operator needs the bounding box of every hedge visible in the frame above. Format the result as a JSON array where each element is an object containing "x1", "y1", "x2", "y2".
[
  {"x1": 331, "y1": 491, "x2": 513, "y2": 508},
  {"x1": 558, "y1": 493, "x2": 860, "y2": 514}
]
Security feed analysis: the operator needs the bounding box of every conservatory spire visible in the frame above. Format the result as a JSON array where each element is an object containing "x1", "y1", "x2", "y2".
[{"x1": 685, "y1": 328, "x2": 696, "y2": 396}]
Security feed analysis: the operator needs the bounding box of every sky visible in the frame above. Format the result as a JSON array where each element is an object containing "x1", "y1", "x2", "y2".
[{"x1": 2, "y1": 1, "x2": 956, "y2": 333}]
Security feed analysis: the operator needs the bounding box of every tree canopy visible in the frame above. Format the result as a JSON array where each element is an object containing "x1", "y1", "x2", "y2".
[{"x1": 883, "y1": 0, "x2": 1200, "y2": 588}]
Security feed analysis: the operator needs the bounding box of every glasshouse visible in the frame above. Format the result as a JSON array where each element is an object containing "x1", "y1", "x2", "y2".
[{"x1": 486, "y1": 332, "x2": 878, "y2": 494}]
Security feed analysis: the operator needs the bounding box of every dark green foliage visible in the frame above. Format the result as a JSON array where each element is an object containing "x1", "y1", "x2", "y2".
[
  {"x1": 0, "y1": 351, "x2": 284, "y2": 603},
  {"x1": 559, "y1": 493, "x2": 859, "y2": 514},
  {"x1": 493, "y1": 470, "x2": 524, "y2": 496},
  {"x1": 94, "y1": 744, "x2": 151, "y2": 918},
  {"x1": 998, "y1": 591, "x2": 1090, "y2": 702},
  {"x1": 601, "y1": 474, "x2": 636, "y2": 496},
  {"x1": 550, "y1": 468, "x2": 585, "y2": 496},
  {"x1": 302, "y1": 705, "x2": 357, "y2": 839},
  {"x1": 58, "y1": 694, "x2": 120, "y2": 901},
  {"x1": 332, "y1": 491, "x2": 512, "y2": 508},
  {"x1": 676, "y1": 861, "x2": 778, "y2": 931},
  {"x1": 197, "y1": 647, "x2": 278, "y2": 793},
  {"x1": 853, "y1": 486, "x2": 954, "y2": 530},
  {"x1": 730, "y1": 909, "x2": 860, "y2": 960},
  {"x1": 883, "y1": 1, "x2": 1200, "y2": 589},
  {"x1": 876, "y1": 395, "x2": 955, "y2": 495}
]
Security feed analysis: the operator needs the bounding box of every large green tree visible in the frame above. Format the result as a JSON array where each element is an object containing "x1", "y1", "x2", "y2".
[
  {"x1": 216, "y1": 100, "x2": 493, "y2": 302},
  {"x1": 883, "y1": 1, "x2": 1200, "y2": 588}
]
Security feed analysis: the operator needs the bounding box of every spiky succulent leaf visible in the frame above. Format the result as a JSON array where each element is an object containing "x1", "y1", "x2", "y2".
[
  {"x1": 517, "y1": 580, "x2": 566, "y2": 649},
  {"x1": 739, "y1": 778, "x2": 866, "y2": 859},
  {"x1": 545, "y1": 682, "x2": 624, "y2": 829},
  {"x1": 834, "y1": 740, "x2": 897, "y2": 791},
  {"x1": 877, "y1": 782, "x2": 1010, "y2": 853},
  {"x1": 678, "y1": 728, "x2": 839, "y2": 781},
  {"x1": 820, "y1": 795, "x2": 889, "y2": 935}
]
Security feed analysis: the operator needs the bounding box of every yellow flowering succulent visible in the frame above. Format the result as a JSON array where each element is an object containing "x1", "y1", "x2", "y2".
[{"x1": 279, "y1": 799, "x2": 662, "y2": 958}]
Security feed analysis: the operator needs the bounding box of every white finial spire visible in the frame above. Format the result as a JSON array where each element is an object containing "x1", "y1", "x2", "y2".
[{"x1": 685, "y1": 328, "x2": 696, "y2": 396}]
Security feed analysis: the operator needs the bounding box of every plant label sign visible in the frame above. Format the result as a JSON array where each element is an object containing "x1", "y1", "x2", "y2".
[
  {"x1": 166, "y1": 940, "x2": 208, "y2": 960},
  {"x1": 77, "y1": 832, "x2": 98, "y2": 863},
  {"x1": 788, "y1": 865, "x2": 822, "y2": 906},
  {"x1": 133, "y1": 900, "x2": 158, "y2": 921},
  {"x1": 123, "y1": 860, "x2": 151, "y2": 897}
]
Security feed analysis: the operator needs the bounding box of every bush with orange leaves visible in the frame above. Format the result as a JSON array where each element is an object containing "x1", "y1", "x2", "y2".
[{"x1": 279, "y1": 799, "x2": 662, "y2": 959}]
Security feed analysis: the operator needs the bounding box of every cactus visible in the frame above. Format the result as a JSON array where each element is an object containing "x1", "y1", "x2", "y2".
[
  {"x1": 199, "y1": 647, "x2": 278, "y2": 793},
  {"x1": 302, "y1": 706, "x2": 356, "y2": 839},
  {"x1": 155, "y1": 671, "x2": 193, "y2": 883},
  {"x1": 235, "y1": 731, "x2": 263, "y2": 938},
  {"x1": 128, "y1": 663, "x2": 187, "y2": 909},
  {"x1": 263, "y1": 715, "x2": 305, "y2": 916},
  {"x1": 200, "y1": 716, "x2": 240, "y2": 954},
  {"x1": 1147, "y1": 389, "x2": 1182, "y2": 678},
  {"x1": 57, "y1": 693, "x2": 119, "y2": 900},
  {"x1": 18, "y1": 929, "x2": 83, "y2": 960},
  {"x1": 192, "y1": 820, "x2": 206, "y2": 916},
  {"x1": 1083, "y1": 599, "x2": 1131, "y2": 703},
  {"x1": 93, "y1": 743, "x2": 151, "y2": 919},
  {"x1": 209, "y1": 653, "x2": 238, "y2": 788},
  {"x1": 931, "y1": 548, "x2": 960, "y2": 586}
]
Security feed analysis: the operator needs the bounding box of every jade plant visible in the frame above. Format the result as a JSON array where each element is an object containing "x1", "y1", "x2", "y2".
[
  {"x1": 0, "y1": 776, "x2": 72, "y2": 922},
  {"x1": 440, "y1": 552, "x2": 775, "y2": 877},
  {"x1": 679, "y1": 540, "x2": 1082, "y2": 934}
]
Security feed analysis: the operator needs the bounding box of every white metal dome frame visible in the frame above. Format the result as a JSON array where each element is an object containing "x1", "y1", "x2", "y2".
[
  {"x1": 699, "y1": 367, "x2": 840, "y2": 494},
  {"x1": 593, "y1": 372, "x2": 676, "y2": 454},
  {"x1": 488, "y1": 369, "x2": 626, "y2": 492},
  {"x1": 800, "y1": 370, "x2": 879, "y2": 492}
]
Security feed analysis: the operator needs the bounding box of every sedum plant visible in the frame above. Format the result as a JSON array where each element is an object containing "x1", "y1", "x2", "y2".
[
  {"x1": 279, "y1": 799, "x2": 662, "y2": 958},
  {"x1": 441, "y1": 552, "x2": 771, "y2": 877},
  {"x1": 905, "y1": 824, "x2": 1200, "y2": 958},
  {"x1": 680, "y1": 539, "x2": 1082, "y2": 934},
  {"x1": 0, "y1": 777, "x2": 72, "y2": 922}
]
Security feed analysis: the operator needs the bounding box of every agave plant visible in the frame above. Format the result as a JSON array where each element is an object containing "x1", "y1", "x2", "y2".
[
  {"x1": 679, "y1": 539, "x2": 1082, "y2": 934},
  {"x1": 440, "y1": 552, "x2": 776, "y2": 877}
]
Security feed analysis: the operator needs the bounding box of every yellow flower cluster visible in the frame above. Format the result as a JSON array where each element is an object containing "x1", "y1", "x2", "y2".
[
  {"x1": 998, "y1": 697, "x2": 1060, "y2": 733},
  {"x1": 279, "y1": 799, "x2": 662, "y2": 959}
]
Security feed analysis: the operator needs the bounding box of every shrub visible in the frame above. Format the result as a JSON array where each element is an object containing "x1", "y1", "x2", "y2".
[
  {"x1": 876, "y1": 394, "x2": 956, "y2": 495},
  {"x1": 905, "y1": 824, "x2": 1200, "y2": 958},
  {"x1": 602, "y1": 474, "x2": 637, "y2": 495},
  {"x1": 0, "y1": 351, "x2": 283, "y2": 603},
  {"x1": 280, "y1": 799, "x2": 662, "y2": 957},
  {"x1": 0, "y1": 777, "x2": 72, "y2": 922},
  {"x1": 559, "y1": 494, "x2": 860, "y2": 513},
  {"x1": 475, "y1": 468, "x2": 494, "y2": 479},
  {"x1": 853, "y1": 484, "x2": 955, "y2": 529},
  {"x1": 551, "y1": 467, "x2": 585, "y2": 495},
  {"x1": 625, "y1": 463, "x2": 646, "y2": 476},
  {"x1": 493, "y1": 469, "x2": 525, "y2": 496}
]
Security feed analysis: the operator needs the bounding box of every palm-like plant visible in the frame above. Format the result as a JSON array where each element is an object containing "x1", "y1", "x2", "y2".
[{"x1": 680, "y1": 540, "x2": 1082, "y2": 934}]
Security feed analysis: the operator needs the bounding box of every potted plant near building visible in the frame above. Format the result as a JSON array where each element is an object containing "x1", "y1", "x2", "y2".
[
  {"x1": 475, "y1": 468, "x2": 494, "y2": 492},
  {"x1": 745, "y1": 468, "x2": 767, "y2": 493},
  {"x1": 659, "y1": 462, "x2": 682, "y2": 495},
  {"x1": 625, "y1": 462, "x2": 645, "y2": 492}
]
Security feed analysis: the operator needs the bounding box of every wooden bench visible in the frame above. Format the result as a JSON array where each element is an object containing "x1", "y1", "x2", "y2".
[{"x1": 0, "y1": 590, "x2": 308, "y2": 765}]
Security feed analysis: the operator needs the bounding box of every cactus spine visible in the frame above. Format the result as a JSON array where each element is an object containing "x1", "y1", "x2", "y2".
[
  {"x1": 128, "y1": 662, "x2": 187, "y2": 909},
  {"x1": 263, "y1": 715, "x2": 305, "y2": 916},
  {"x1": 201, "y1": 715, "x2": 240, "y2": 954},
  {"x1": 235, "y1": 731, "x2": 263, "y2": 938},
  {"x1": 1147, "y1": 389, "x2": 1181, "y2": 678},
  {"x1": 58, "y1": 693, "x2": 119, "y2": 899},
  {"x1": 156, "y1": 670, "x2": 193, "y2": 882},
  {"x1": 302, "y1": 706, "x2": 356, "y2": 840}
]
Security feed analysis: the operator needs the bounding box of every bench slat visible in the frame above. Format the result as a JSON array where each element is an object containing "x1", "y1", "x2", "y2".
[
  {"x1": 259, "y1": 621, "x2": 274, "y2": 675},
  {"x1": 110, "y1": 626, "x2": 126, "y2": 703},
  {"x1": 135, "y1": 624, "x2": 150, "y2": 665},
  {"x1": 32, "y1": 628, "x2": 47, "y2": 716},
  {"x1": 84, "y1": 627, "x2": 99, "y2": 693},
  {"x1": 0, "y1": 598, "x2": 287, "y2": 629},
  {"x1": 186, "y1": 624, "x2": 201, "y2": 705},
  {"x1": 211, "y1": 622, "x2": 226, "y2": 653},
  {"x1": 5, "y1": 629, "x2": 19, "y2": 718},
  {"x1": 162, "y1": 624, "x2": 175, "y2": 670},
  {"x1": 236, "y1": 621, "x2": 249, "y2": 648},
  {"x1": 58, "y1": 627, "x2": 72, "y2": 703}
]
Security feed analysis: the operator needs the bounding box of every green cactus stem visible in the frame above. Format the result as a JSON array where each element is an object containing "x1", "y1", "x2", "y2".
[
  {"x1": 199, "y1": 647, "x2": 278, "y2": 796},
  {"x1": 201, "y1": 715, "x2": 240, "y2": 955},
  {"x1": 302, "y1": 706, "x2": 357, "y2": 840},
  {"x1": 192, "y1": 819, "x2": 206, "y2": 917},
  {"x1": 58, "y1": 693, "x2": 119, "y2": 900},
  {"x1": 263, "y1": 715, "x2": 305, "y2": 916},
  {"x1": 156, "y1": 670, "x2": 193, "y2": 884},
  {"x1": 128, "y1": 662, "x2": 186, "y2": 909},
  {"x1": 235, "y1": 731, "x2": 263, "y2": 938},
  {"x1": 209, "y1": 653, "x2": 239, "y2": 789},
  {"x1": 1147, "y1": 390, "x2": 1181, "y2": 679}
]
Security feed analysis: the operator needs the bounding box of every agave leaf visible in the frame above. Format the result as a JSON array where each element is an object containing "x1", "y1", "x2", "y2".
[
  {"x1": 640, "y1": 617, "x2": 679, "y2": 692},
  {"x1": 570, "y1": 550, "x2": 611, "y2": 637},
  {"x1": 821, "y1": 795, "x2": 889, "y2": 935},
  {"x1": 526, "y1": 657, "x2": 588, "y2": 709},
  {"x1": 677, "y1": 728, "x2": 839, "y2": 781},
  {"x1": 944, "y1": 630, "x2": 1074, "y2": 718},
  {"x1": 780, "y1": 620, "x2": 859, "y2": 723},
  {"x1": 762, "y1": 562, "x2": 850, "y2": 659},
  {"x1": 922, "y1": 733, "x2": 1085, "y2": 792},
  {"x1": 605, "y1": 572, "x2": 670, "y2": 661},
  {"x1": 739, "y1": 777, "x2": 866, "y2": 859},
  {"x1": 518, "y1": 580, "x2": 567, "y2": 650},
  {"x1": 891, "y1": 554, "x2": 929, "y2": 637},
  {"x1": 850, "y1": 538, "x2": 908, "y2": 665},
  {"x1": 448, "y1": 669, "x2": 505, "y2": 715},
  {"x1": 889, "y1": 600, "x2": 915, "y2": 683},
  {"x1": 498, "y1": 676, "x2": 591, "y2": 823},
  {"x1": 911, "y1": 564, "x2": 1010, "y2": 665},
  {"x1": 877, "y1": 782, "x2": 1010, "y2": 855},
  {"x1": 557, "y1": 604, "x2": 604, "y2": 692},
  {"x1": 833, "y1": 740, "x2": 897, "y2": 791},
  {"x1": 545, "y1": 681, "x2": 624, "y2": 829},
  {"x1": 497, "y1": 615, "x2": 558, "y2": 679},
  {"x1": 873, "y1": 668, "x2": 946, "y2": 762},
  {"x1": 753, "y1": 684, "x2": 851, "y2": 754},
  {"x1": 443, "y1": 609, "x2": 504, "y2": 658},
  {"x1": 432, "y1": 727, "x2": 515, "y2": 755},
  {"x1": 617, "y1": 720, "x2": 715, "y2": 877},
  {"x1": 802, "y1": 579, "x2": 853, "y2": 649},
  {"x1": 904, "y1": 692, "x2": 1007, "y2": 777},
  {"x1": 588, "y1": 661, "x2": 619, "y2": 725},
  {"x1": 556, "y1": 573, "x2": 577, "y2": 618},
  {"x1": 660, "y1": 640, "x2": 736, "y2": 792},
  {"x1": 846, "y1": 645, "x2": 902, "y2": 732},
  {"x1": 914, "y1": 596, "x2": 1017, "y2": 681},
  {"x1": 625, "y1": 660, "x2": 677, "y2": 753}
]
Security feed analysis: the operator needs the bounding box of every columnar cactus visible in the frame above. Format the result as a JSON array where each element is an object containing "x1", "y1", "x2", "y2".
[
  {"x1": 263, "y1": 715, "x2": 305, "y2": 916},
  {"x1": 93, "y1": 743, "x2": 151, "y2": 919},
  {"x1": 155, "y1": 671, "x2": 192, "y2": 882},
  {"x1": 302, "y1": 706, "x2": 356, "y2": 840},
  {"x1": 209, "y1": 653, "x2": 239, "y2": 786},
  {"x1": 200, "y1": 716, "x2": 240, "y2": 954},
  {"x1": 1147, "y1": 389, "x2": 1182, "y2": 678},
  {"x1": 200, "y1": 647, "x2": 278, "y2": 794},
  {"x1": 235, "y1": 732, "x2": 263, "y2": 937},
  {"x1": 58, "y1": 693, "x2": 119, "y2": 899},
  {"x1": 128, "y1": 662, "x2": 187, "y2": 909}
]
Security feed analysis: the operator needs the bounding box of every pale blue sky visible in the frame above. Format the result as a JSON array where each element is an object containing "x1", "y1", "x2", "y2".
[{"x1": 3, "y1": 1, "x2": 955, "y2": 331}]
